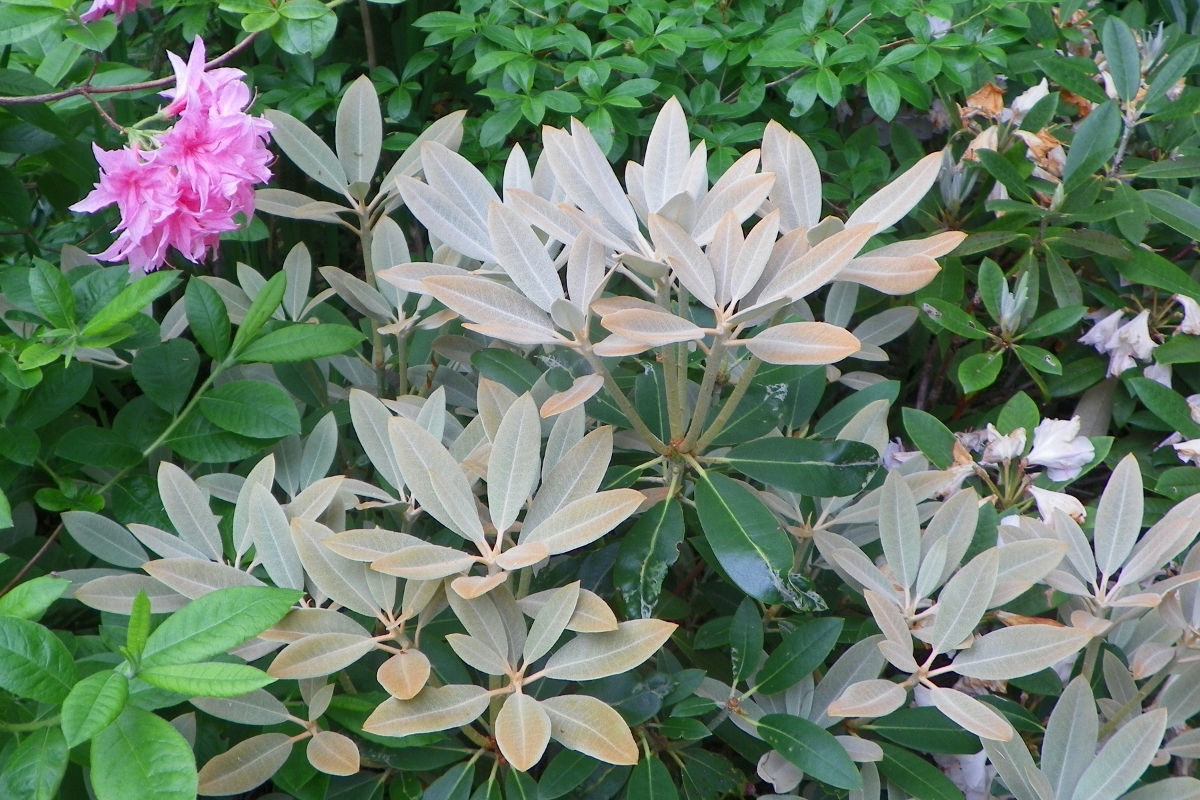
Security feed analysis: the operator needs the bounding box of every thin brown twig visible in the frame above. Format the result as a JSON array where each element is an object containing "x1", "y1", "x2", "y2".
[
  {"x1": 82, "y1": 91, "x2": 125, "y2": 133},
  {"x1": 0, "y1": 32, "x2": 261, "y2": 106},
  {"x1": 0, "y1": 524, "x2": 63, "y2": 598}
]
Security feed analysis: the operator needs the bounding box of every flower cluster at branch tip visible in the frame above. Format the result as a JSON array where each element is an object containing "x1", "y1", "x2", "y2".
[
  {"x1": 80, "y1": 0, "x2": 149, "y2": 23},
  {"x1": 71, "y1": 38, "x2": 272, "y2": 272}
]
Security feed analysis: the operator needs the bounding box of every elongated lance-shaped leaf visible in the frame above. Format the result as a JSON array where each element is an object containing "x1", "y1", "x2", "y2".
[
  {"x1": 388, "y1": 416, "x2": 486, "y2": 547},
  {"x1": 981, "y1": 735, "x2": 1054, "y2": 800},
  {"x1": 614, "y1": 498, "x2": 684, "y2": 619},
  {"x1": 540, "y1": 694, "x2": 638, "y2": 765},
  {"x1": 495, "y1": 693, "x2": 552, "y2": 772},
  {"x1": 488, "y1": 201, "x2": 564, "y2": 311},
  {"x1": 929, "y1": 548, "x2": 999, "y2": 655},
  {"x1": 348, "y1": 389, "x2": 405, "y2": 493},
  {"x1": 845, "y1": 151, "x2": 943, "y2": 231},
  {"x1": 642, "y1": 96, "x2": 690, "y2": 213},
  {"x1": 542, "y1": 619, "x2": 676, "y2": 681},
  {"x1": 198, "y1": 732, "x2": 293, "y2": 796},
  {"x1": 158, "y1": 462, "x2": 223, "y2": 561},
  {"x1": 247, "y1": 484, "x2": 304, "y2": 590},
  {"x1": 927, "y1": 687, "x2": 1012, "y2": 741},
  {"x1": 363, "y1": 685, "x2": 491, "y2": 738},
  {"x1": 1094, "y1": 453, "x2": 1144, "y2": 579},
  {"x1": 878, "y1": 470, "x2": 921, "y2": 593},
  {"x1": 1071, "y1": 708, "x2": 1166, "y2": 800},
  {"x1": 489, "y1": 394, "x2": 541, "y2": 534},
  {"x1": 265, "y1": 110, "x2": 348, "y2": 195},
  {"x1": 951, "y1": 625, "x2": 1092, "y2": 680},
  {"x1": 524, "y1": 582, "x2": 580, "y2": 664},
  {"x1": 1043, "y1": 676, "x2": 1098, "y2": 800},
  {"x1": 335, "y1": 75, "x2": 382, "y2": 187},
  {"x1": 757, "y1": 713, "x2": 861, "y2": 790},
  {"x1": 762, "y1": 120, "x2": 822, "y2": 231},
  {"x1": 291, "y1": 519, "x2": 381, "y2": 617}
]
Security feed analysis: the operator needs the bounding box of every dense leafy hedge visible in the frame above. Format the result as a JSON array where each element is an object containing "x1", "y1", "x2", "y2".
[{"x1": 5, "y1": 0, "x2": 1200, "y2": 799}]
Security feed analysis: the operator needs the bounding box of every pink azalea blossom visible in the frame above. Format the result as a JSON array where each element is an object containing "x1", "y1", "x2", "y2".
[
  {"x1": 72, "y1": 37, "x2": 272, "y2": 272},
  {"x1": 80, "y1": 0, "x2": 149, "y2": 23}
]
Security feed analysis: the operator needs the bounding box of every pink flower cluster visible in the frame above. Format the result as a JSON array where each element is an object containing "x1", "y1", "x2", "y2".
[
  {"x1": 72, "y1": 38, "x2": 273, "y2": 272},
  {"x1": 80, "y1": 0, "x2": 149, "y2": 23}
]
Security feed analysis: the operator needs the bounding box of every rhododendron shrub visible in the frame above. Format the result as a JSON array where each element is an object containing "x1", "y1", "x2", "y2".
[{"x1": 71, "y1": 38, "x2": 272, "y2": 272}]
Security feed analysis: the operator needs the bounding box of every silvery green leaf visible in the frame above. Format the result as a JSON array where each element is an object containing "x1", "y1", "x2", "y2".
[
  {"x1": 268, "y1": 633, "x2": 377, "y2": 679},
  {"x1": 853, "y1": 307, "x2": 919, "y2": 347},
  {"x1": 863, "y1": 590, "x2": 910, "y2": 648},
  {"x1": 929, "y1": 548, "x2": 998, "y2": 655},
  {"x1": 397, "y1": 176, "x2": 495, "y2": 263},
  {"x1": 233, "y1": 455, "x2": 276, "y2": 558},
  {"x1": 827, "y1": 544, "x2": 897, "y2": 599},
  {"x1": 381, "y1": 110, "x2": 466, "y2": 195},
  {"x1": 489, "y1": 201, "x2": 564, "y2": 312},
  {"x1": 272, "y1": 435, "x2": 303, "y2": 499},
  {"x1": 291, "y1": 518, "x2": 379, "y2": 616},
  {"x1": 421, "y1": 141, "x2": 500, "y2": 234},
  {"x1": 981, "y1": 734, "x2": 1054, "y2": 800},
  {"x1": 927, "y1": 687, "x2": 1012, "y2": 741},
  {"x1": 543, "y1": 404, "x2": 585, "y2": 478},
  {"x1": 507, "y1": 189, "x2": 582, "y2": 248},
  {"x1": 566, "y1": 119, "x2": 640, "y2": 240},
  {"x1": 648, "y1": 213, "x2": 716, "y2": 308},
  {"x1": 845, "y1": 151, "x2": 942, "y2": 231},
  {"x1": 1123, "y1": 779, "x2": 1200, "y2": 800},
  {"x1": 445, "y1": 633, "x2": 509, "y2": 675},
  {"x1": 197, "y1": 732, "x2": 293, "y2": 797},
  {"x1": 1119, "y1": 516, "x2": 1200, "y2": 587},
  {"x1": 61, "y1": 511, "x2": 147, "y2": 569},
  {"x1": 299, "y1": 413, "x2": 337, "y2": 492},
  {"x1": 421, "y1": 275, "x2": 559, "y2": 344},
  {"x1": 878, "y1": 471, "x2": 920, "y2": 592},
  {"x1": 1071, "y1": 708, "x2": 1166, "y2": 800},
  {"x1": 524, "y1": 582, "x2": 580, "y2": 664},
  {"x1": 319, "y1": 266, "x2": 394, "y2": 323},
  {"x1": 73, "y1": 574, "x2": 187, "y2": 614},
  {"x1": 811, "y1": 635, "x2": 887, "y2": 728},
  {"x1": 692, "y1": 172, "x2": 775, "y2": 246},
  {"x1": 758, "y1": 225, "x2": 876, "y2": 305},
  {"x1": 371, "y1": 543, "x2": 475, "y2": 581},
  {"x1": 265, "y1": 110, "x2": 349, "y2": 195},
  {"x1": 490, "y1": 585, "x2": 528, "y2": 665},
  {"x1": 707, "y1": 211, "x2": 744, "y2": 308},
  {"x1": 388, "y1": 417, "x2": 485, "y2": 546},
  {"x1": 762, "y1": 120, "x2": 821, "y2": 232},
  {"x1": 837, "y1": 398, "x2": 890, "y2": 457},
  {"x1": 489, "y1": 394, "x2": 542, "y2": 534},
  {"x1": 729, "y1": 211, "x2": 780, "y2": 304},
  {"x1": 542, "y1": 619, "x2": 676, "y2": 681},
  {"x1": 566, "y1": 233, "x2": 606, "y2": 312},
  {"x1": 952, "y1": 625, "x2": 1092, "y2": 680},
  {"x1": 256, "y1": 189, "x2": 345, "y2": 224},
  {"x1": 520, "y1": 489, "x2": 643, "y2": 556},
  {"x1": 825, "y1": 281, "x2": 859, "y2": 329},
  {"x1": 540, "y1": 694, "x2": 637, "y2": 766},
  {"x1": 1049, "y1": 510, "x2": 1097, "y2": 582},
  {"x1": 261, "y1": 607, "x2": 371, "y2": 643},
  {"x1": 495, "y1": 693, "x2": 551, "y2": 772},
  {"x1": 1102, "y1": 651, "x2": 1137, "y2": 707},
  {"x1": 921, "y1": 488, "x2": 979, "y2": 587},
  {"x1": 416, "y1": 386, "x2": 447, "y2": 443},
  {"x1": 1093, "y1": 453, "x2": 1143, "y2": 579},
  {"x1": 349, "y1": 389, "x2": 404, "y2": 493},
  {"x1": 526, "y1": 425, "x2": 611, "y2": 532},
  {"x1": 335, "y1": 75, "x2": 382, "y2": 186},
  {"x1": 913, "y1": 535, "x2": 948, "y2": 601},
  {"x1": 158, "y1": 462, "x2": 223, "y2": 560},
  {"x1": 247, "y1": 484, "x2": 304, "y2": 590},
  {"x1": 191, "y1": 689, "x2": 291, "y2": 726},
  {"x1": 363, "y1": 685, "x2": 490, "y2": 738},
  {"x1": 446, "y1": 589, "x2": 511, "y2": 666},
  {"x1": 503, "y1": 143, "x2": 533, "y2": 199},
  {"x1": 128, "y1": 523, "x2": 208, "y2": 561},
  {"x1": 826, "y1": 679, "x2": 907, "y2": 718},
  {"x1": 325, "y1": 528, "x2": 419, "y2": 562},
  {"x1": 991, "y1": 540, "x2": 1066, "y2": 604},
  {"x1": 643, "y1": 97, "x2": 690, "y2": 213},
  {"x1": 142, "y1": 558, "x2": 264, "y2": 599},
  {"x1": 1157, "y1": 660, "x2": 1200, "y2": 727},
  {"x1": 200, "y1": 276, "x2": 251, "y2": 324},
  {"x1": 518, "y1": 586, "x2": 617, "y2": 633},
  {"x1": 285, "y1": 476, "x2": 344, "y2": 522},
  {"x1": 281, "y1": 242, "x2": 312, "y2": 321}
]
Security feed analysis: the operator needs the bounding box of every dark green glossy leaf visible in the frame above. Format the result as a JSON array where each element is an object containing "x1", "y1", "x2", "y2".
[
  {"x1": 865, "y1": 707, "x2": 981, "y2": 754},
  {"x1": 0, "y1": 616, "x2": 76, "y2": 703},
  {"x1": 756, "y1": 713, "x2": 860, "y2": 790},
  {"x1": 133, "y1": 340, "x2": 200, "y2": 416},
  {"x1": 901, "y1": 408, "x2": 956, "y2": 469},
  {"x1": 0, "y1": 726, "x2": 67, "y2": 800},
  {"x1": 878, "y1": 743, "x2": 964, "y2": 800},
  {"x1": 198, "y1": 380, "x2": 301, "y2": 438},
  {"x1": 754, "y1": 617, "x2": 843, "y2": 695},
  {"x1": 694, "y1": 472, "x2": 793, "y2": 603},
  {"x1": 185, "y1": 278, "x2": 231, "y2": 362},
  {"x1": 614, "y1": 499, "x2": 684, "y2": 619},
  {"x1": 724, "y1": 437, "x2": 879, "y2": 497}
]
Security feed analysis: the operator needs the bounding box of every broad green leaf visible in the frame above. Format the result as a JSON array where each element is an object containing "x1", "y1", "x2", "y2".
[
  {"x1": 230, "y1": 271, "x2": 286, "y2": 357},
  {"x1": 694, "y1": 472, "x2": 793, "y2": 603},
  {"x1": 139, "y1": 662, "x2": 275, "y2": 697},
  {"x1": 29, "y1": 260, "x2": 74, "y2": 328},
  {"x1": 538, "y1": 750, "x2": 597, "y2": 799},
  {"x1": 1114, "y1": 248, "x2": 1200, "y2": 300},
  {"x1": 81, "y1": 271, "x2": 180, "y2": 337},
  {"x1": 921, "y1": 299, "x2": 989, "y2": 339},
  {"x1": 1142, "y1": 189, "x2": 1200, "y2": 241},
  {"x1": 90, "y1": 707, "x2": 198, "y2": 800},
  {"x1": 1062, "y1": 102, "x2": 1120, "y2": 187},
  {"x1": 0, "y1": 7, "x2": 61, "y2": 49},
  {"x1": 62, "y1": 669, "x2": 129, "y2": 747},
  {"x1": 976, "y1": 150, "x2": 1033, "y2": 203},
  {"x1": 505, "y1": 767, "x2": 538, "y2": 800},
  {"x1": 730, "y1": 597, "x2": 763, "y2": 685},
  {"x1": 132, "y1": 340, "x2": 199, "y2": 416},
  {"x1": 184, "y1": 278, "x2": 231, "y2": 361},
  {"x1": 0, "y1": 616, "x2": 75, "y2": 703},
  {"x1": 614, "y1": 499, "x2": 684, "y2": 619},
  {"x1": 141, "y1": 586, "x2": 301, "y2": 668},
  {"x1": 865, "y1": 707, "x2": 981, "y2": 754},
  {"x1": 878, "y1": 743, "x2": 964, "y2": 800},
  {"x1": 236, "y1": 322, "x2": 365, "y2": 363},
  {"x1": 1101, "y1": 17, "x2": 1141, "y2": 102},
  {"x1": 0, "y1": 726, "x2": 67, "y2": 800},
  {"x1": 0, "y1": 576, "x2": 69, "y2": 620},
  {"x1": 756, "y1": 713, "x2": 861, "y2": 790},
  {"x1": 724, "y1": 438, "x2": 879, "y2": 497},
  {"x1": 754, "y1": 617, "x2": 844, "y2": 695},
  {"x1": 902, "y1": 408, "x2": 956, "y2": 469},
  {"x1": 958, "y1": 351, "x2": 1003, "y2": 394},
  {"x1": 198, "y1": 380, "x2": 301, "y2": 438},
  {"x1": 1129, "y1": 377, "x2": 1200, "y2": 438},
  {"x1": 626, "y1": 756, "x2": 679, "y2": 800}
]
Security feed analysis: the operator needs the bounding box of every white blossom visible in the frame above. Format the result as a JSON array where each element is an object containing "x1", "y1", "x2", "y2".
[
  {"x1": 1004, "y1": 79, "x2": 1049, "y2": 123},
  {"x1": 1027, "y1": 416, "x2": 1095, "y2": 481},
  {"x1": 980, "y1": 424, "x2": 1027, "y2": 464},
  {"x1": 1176, "y1": 294, "x2": 1200, "y2": 335},
  {"x1": 934, "y1": 751, "x2": 994, "y2": 800},
  {"x1": 1104, "y1": 310, "x2": 1157, "y2": 377},
  {"x1": 1029, "y1": 485, "x2": 1087, "y2": 523},
  {"x1": 1174, "y1": 439, "x2": 1200, "y2": 466},
  {"x1": 1187, "y1": 394, "x2": 1200, "y2": 426},
  {"x1": 1078, "y1": 309, "x2": 1124, "y2": 353},
  {"x1": 1145, "y1": 362, "x2": 1172, "y2": 387},
  {"x1": 884, "y1": 439, "x2": 923, "y2": 471}
]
